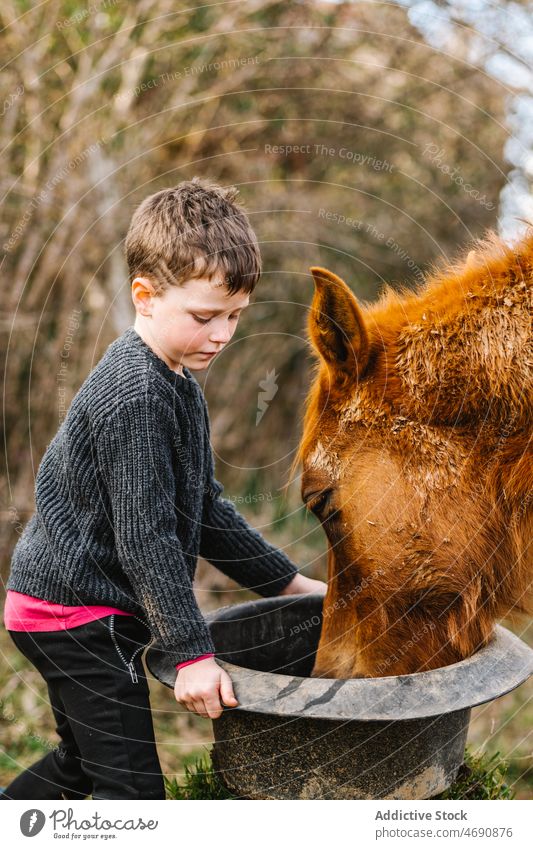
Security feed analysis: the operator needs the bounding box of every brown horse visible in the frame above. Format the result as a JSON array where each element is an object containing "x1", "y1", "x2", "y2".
[{"x1": 296, "y1": 230, "x2": 532, "y2": 678}]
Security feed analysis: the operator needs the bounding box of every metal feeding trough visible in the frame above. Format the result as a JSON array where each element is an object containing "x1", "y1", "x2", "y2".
[{"x1": 146, "y1": 594, "x2": 533, "y2": 799}]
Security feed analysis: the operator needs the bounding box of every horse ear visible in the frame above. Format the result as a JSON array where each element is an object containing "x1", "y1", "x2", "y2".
[{"x1": 308, "y1": 266, "x2": 370, "y2": 384}]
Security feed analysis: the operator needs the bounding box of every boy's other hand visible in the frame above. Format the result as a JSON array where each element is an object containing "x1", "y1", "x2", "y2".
[
  {"x1": 174, "y1": 657, "x2": 239, "y2": 719},
  {"x1": 279, "y1": 573, "x2": 327, "y2": 596}
]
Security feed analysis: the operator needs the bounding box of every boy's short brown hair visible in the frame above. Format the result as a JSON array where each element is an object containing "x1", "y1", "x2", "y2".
[{"x1": 125, "y1": 177, "x2": 261, "y2": 294}]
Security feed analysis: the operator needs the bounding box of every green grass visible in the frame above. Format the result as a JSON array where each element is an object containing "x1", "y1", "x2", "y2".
[
  {"x1": 1, "y1": 553, "x2": 531, "y2": 800},
  {"x1": 164, "y1": 751, "x2": 236, "y2": 800},
  {"x1": 0, "y1": 746, "x2": 514, "y2": 800},
  {"x1": 436, "y1": 750, "x2": 512, "y2": 800}
]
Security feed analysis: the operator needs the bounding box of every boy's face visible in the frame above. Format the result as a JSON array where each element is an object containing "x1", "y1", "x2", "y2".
[{"x1": 132, "y1": 273, "x2": 250, "y2": 373}]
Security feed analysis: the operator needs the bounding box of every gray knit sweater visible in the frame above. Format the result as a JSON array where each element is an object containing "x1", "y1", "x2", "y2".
[{"x1": 7, "y1": 326, "x2": 298, "y2": 663}]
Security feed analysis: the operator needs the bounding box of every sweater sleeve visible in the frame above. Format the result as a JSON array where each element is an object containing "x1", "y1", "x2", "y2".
[
  {"x1": 198, "y1": 407, "x2": 299, "y2": 597},
  {"x1": 96, "y1": 396, "x2": 216, "y2": 666}
]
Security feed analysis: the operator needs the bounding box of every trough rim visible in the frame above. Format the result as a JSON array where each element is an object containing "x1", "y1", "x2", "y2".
[{"x1": 146, "y1": 595, "x2": 533, "y2": 722}]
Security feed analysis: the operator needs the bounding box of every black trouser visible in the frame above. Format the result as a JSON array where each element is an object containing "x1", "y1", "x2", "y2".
[{"x1": 1, "y1": 614, "x2": 166, "y2": 800}]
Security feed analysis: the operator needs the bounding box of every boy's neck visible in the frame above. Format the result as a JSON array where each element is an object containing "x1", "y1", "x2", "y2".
[{"x1": 132, "y1": 319, "x2": 185, "y2": 376}]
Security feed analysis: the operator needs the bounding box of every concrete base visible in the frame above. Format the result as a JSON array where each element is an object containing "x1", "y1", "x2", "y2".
[{"x1": 212, "y1": 707, "x2": 470, "y2": 800}]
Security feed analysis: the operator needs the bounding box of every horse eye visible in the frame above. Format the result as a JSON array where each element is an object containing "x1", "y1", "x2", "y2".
[{"x1": 306, "y1": 489, "x2": 332, "y2": 516}]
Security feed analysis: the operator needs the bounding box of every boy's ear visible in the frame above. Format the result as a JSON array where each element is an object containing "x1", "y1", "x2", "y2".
[{"x1": 308, "y1": 266, "x2": 370, "y2": 385}]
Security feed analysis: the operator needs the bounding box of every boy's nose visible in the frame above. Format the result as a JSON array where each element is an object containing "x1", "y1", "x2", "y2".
[{"x1": 209, "y1": 320, "x2": 233, "y2": 344}]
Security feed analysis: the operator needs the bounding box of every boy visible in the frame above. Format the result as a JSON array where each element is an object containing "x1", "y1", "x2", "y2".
[{"x1": 2, "y1": 178, "x2": 325, "y2": 800}]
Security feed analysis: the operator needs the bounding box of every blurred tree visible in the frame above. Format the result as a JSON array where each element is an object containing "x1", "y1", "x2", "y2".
[{"x1": 0, "y1": 0, "x2": 512, "y2": 571}]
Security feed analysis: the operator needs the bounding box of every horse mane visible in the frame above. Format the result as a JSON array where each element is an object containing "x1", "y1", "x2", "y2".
[
  {"x1": 366, "y1": 227, "x2": 533, "y2": 320},
  {"x1": 360, "y1": 228, "x2": 532, "y2": 432}
]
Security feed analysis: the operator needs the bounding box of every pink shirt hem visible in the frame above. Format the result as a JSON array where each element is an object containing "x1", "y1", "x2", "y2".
[
  {"x1": 3, "y1": 589, "x2": 133, "y2": 632},
  {"x1": 4, "y1": 591, "x2": 211, "y2": 669}
]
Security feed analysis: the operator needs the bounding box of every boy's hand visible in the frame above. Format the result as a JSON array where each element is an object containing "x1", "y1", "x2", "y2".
[
  {"x1": 174, "y1": 657, "x2": 239, "y2": 719},
  {"x1": 279, "y1": 573, "x2": 327, "y2": 596}
]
